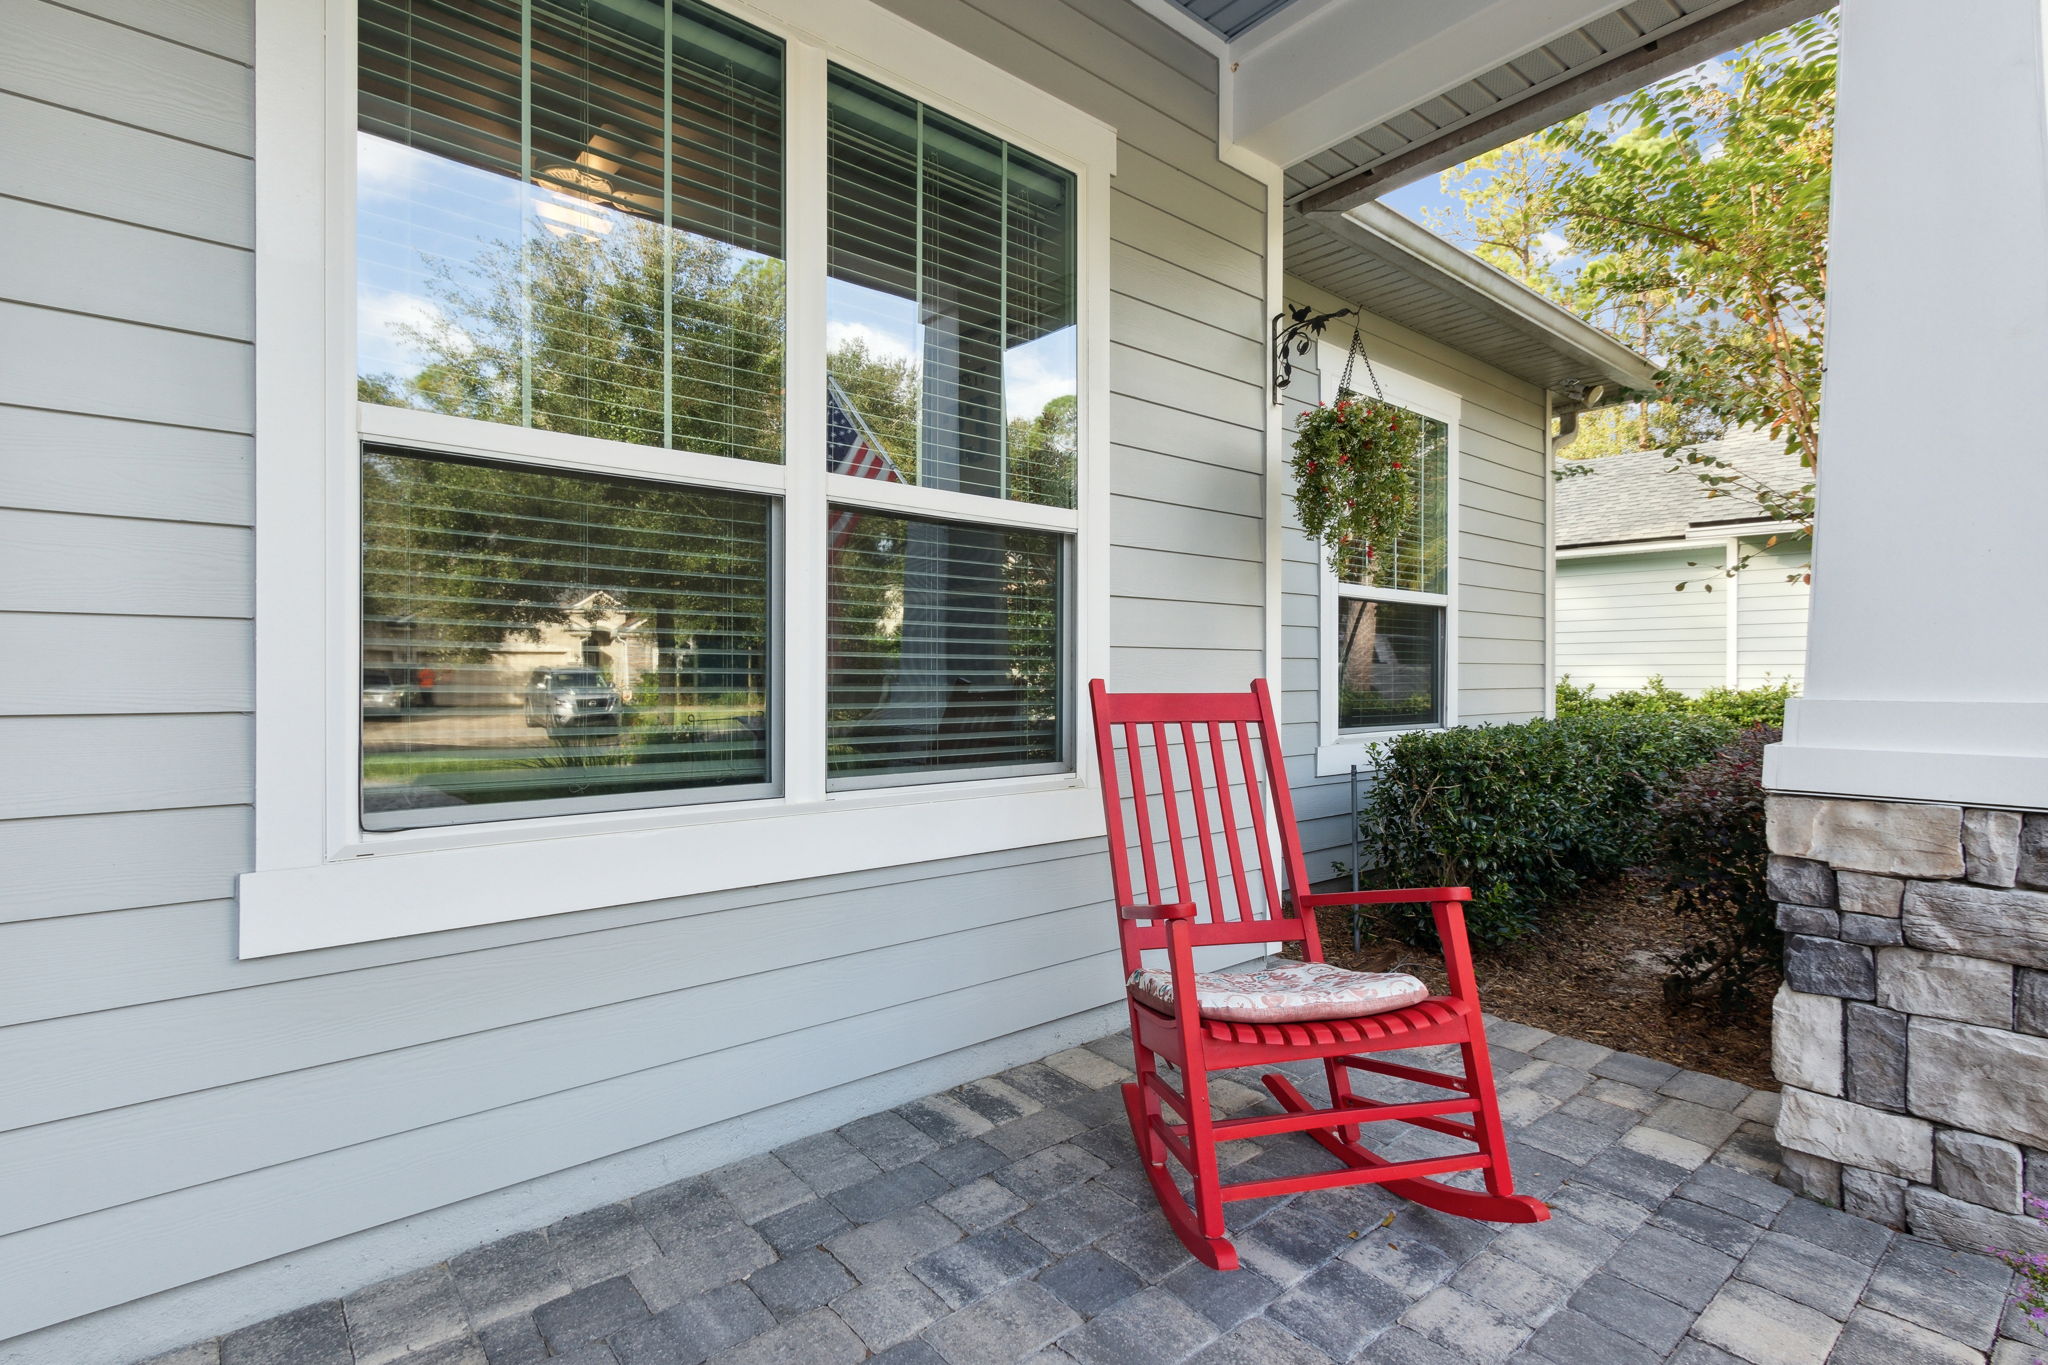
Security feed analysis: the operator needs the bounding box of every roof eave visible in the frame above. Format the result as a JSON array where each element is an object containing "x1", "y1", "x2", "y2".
[{"x1": 1304, "y1": 202, "x2": 1658, "y2": 397}]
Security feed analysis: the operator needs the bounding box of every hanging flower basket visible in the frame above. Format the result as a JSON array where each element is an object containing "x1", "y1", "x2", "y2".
[{"x1": 1290, "y1": 389, "x2": 1423, "y2": 583}]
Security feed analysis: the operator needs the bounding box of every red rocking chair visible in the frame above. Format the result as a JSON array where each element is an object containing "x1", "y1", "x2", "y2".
[{"x1": 1089, "y1": 678, "x2": 1547, "y2": 1271}]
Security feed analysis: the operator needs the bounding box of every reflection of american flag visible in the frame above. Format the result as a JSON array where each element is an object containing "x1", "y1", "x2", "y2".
[{"x1": 827, "y1": 377, "x2": 906, "y2": 551}]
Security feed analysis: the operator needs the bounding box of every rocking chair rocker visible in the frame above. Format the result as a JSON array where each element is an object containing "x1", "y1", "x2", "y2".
[{"x1": 1089, "y1": 678, "x2": 1547, "y2": 1271}]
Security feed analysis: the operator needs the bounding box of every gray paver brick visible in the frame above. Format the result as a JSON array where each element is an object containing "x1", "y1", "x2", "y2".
[
  {"x1": 1829, "y1": 1307, "x2": 1983, "y2": 1364},
  {"x1": 953, "y1": 1078, "x2": 1043, "y2": 1127},
  {"x1": 384, "y1": 1336, "x2": 489, "y2": 1365},
  {"x1": 1001, "y1": 1062, "x2": 1093, "y2": 1108},
  {"x1": 475, "y1": 1315, "x2": 545, "y2": 1365},
  {"x1": 914, "y1": 1224, "x2": 1053, "y2": 1309},
  {"x1": 1667, "y1": 1340, "x2": 1745, "y2": 1365},
  {"x1": 897, "y1": 1094, "x2": 997, "y2": 1145},
  {"x1": 1569, "y1": 1271, "x2": 1695, "y2": 1354},
  {"x1": 1493, "y1": 1213, "x2": 1623, "y2": 1285},
  {"x1": 1860, "y1": 1236, "x2": 2013, "y2": 1349},
  {"x1": 614, "y1": 1282, "x2": 773, "y2": 1364},
  {"x1": 1772, "y1": 1193, "x2": 1895, "y2": 1265},
  {"x1": 923, "y1": 1138, "x2": 1009, "y2": 1186},
  {"x1": 449, "y1": 1231, "x2": 570, "y2": 1327},
  {"x1": 1575, "y1": 1146, "x2": 1693, "y2": 1206},
  {"x1": 345, "y1": 1264, "x2": 470, "y2": 1365},
  {"x1": 749, "y1": 1247, "x2": 856, "y2": 1319},
  {"x1": 1559, "y1": 1093, "x2": 1646, "y2": 1136},
  {"x1": 930, "y1": 1176, "x2": 1028, "y2": 1234},
  {"x1": 839, "y1": 1111, "x2": 942, "y2": 1170},
  {"x1": 1344, "y1": 1228, "x2": 1457, "y2": 1298},
  {"x1": 1043, "y1": 1046, "x2": 1130, "y2": 1091},
  {"x1": 1098, "y1": 1216, "x2": 1196, "y2": 1283},
  {"x1": 1449, "y1": 1250, "x2": 1571, "y2": 1321},
  {"x1": 774, "y1": 1132, "x2": 882, "y2": 1196},
  {"x1": 1650, "y1": 1196, "x2": 1769, "y2": 1259},
  {"x1": 1659, "y1": 1070, "x2": 1755, "y2": 1111},
  {"x1": 1734, "y1": 1230, "x2": 1873, "y2": 1320},
  {"x1": 1012, "y1": 1178, "x2": 1138, "y2": 1255},
  {"x1": 705, "y1": 1155, "x2": 813, "y2": 1225},
  {"x1": 709, "y1": 1308, "x2": 865, "y2": 1365},
  {"x1": 1592, "y1": 1051, "x2": 1683, "y2": 1090},
  {"x1": 547, "y1": 1203, "x2": 661, "y2": 1287},
  {"x1": 831, "y1": 1272, "x2": 946, "y2": 1352},
  {"x1": 1058, "y1": 1285, "x2": 1217, "y2": 1365},
  {"x1": 140, "y1": 1345, "x2": 222, "y2": 1365},
  {"x1": 1400, "y1": 1284, "x2": 1530, "y2": 1364},
  {"x1": 1530, "y1": 1035, "x2": 1611, "y2": 1069},
  {"x1": 629, "y1": 1217, "x2": 776, "y2": 1309},
  {"x1": 870, "y1": 1342, "x2": 949, "y2": 1365},
  {"x1": 752, "y1": 1197, "x2": 851, "y2": 1255},
  {"x1": 826, "y1": 1205, "x2": 962, "y2": 1283},
  {"x1": 1232, "y1": 1203, "x2": 1352, "y2": 1286},
  {"x1": 1265, "y1": 1257, "x2": 1408, "y2": 1359},
  {"x1": 1484, "y1": 1018, "x2": 1557, "y2": 1054},
  {"x1": 1038, "y1": 1248, "x2": 1145, "y2": 1318},
  {"x1": 1646, "y1": 1097, "x2": 1746, "y2": 1149},
  {"x1": 1186, "y1": 1316, "x2": 1336, "y2": 1364},
  {"x1": 921, "y1": 1279, "x2": 1081, "y2": 1365},
  {"x1": 1546, "y1": 1182, "x2": 1654, "y2": 1239},
  {"x1": 221, "y1": 1301, "x2": 352, "y2": 1365},
  {"x1": 1521, "y1": 1309, "x2": 1662, "y2": 1365},
  {"x1": 1683, "y1": 1162, "x2": 1792, "y2": 1220},
  {"x1": 1519, "y1": 1110, "x2": 1618, "y2": 1163},
  {"x1": 1607, "y1": 1224, "x2": 1740, "y2": 1311},
  {"x1": 1691, "y1": 1280, "x2": 1843, "y2": 1365},
  {"x1": 995, "y1": 1144, "x2": 1109, "y2": 1202},
  {"x1": 532, "y1": 1276, "x2": 647, "y2": 1353},
  {"x1": 985, "y1": 1108, "x2": 1092, "y2": 1161},
  {"x1": 829, "y1": 1163, "x2": 951, "y2": 1224}
]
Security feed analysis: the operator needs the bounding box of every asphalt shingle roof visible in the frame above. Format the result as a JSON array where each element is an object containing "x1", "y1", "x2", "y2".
[{"x1": 1554, "y1": 430, "x2": 1807, "y2": 548}]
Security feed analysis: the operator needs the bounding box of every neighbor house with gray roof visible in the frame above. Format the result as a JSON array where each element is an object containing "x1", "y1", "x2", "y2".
[{"x1": 1555, "y1": 430, "x2": 1811, "y2": 695}]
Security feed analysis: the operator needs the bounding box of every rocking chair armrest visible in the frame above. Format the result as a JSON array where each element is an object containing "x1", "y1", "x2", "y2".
[
  {"x1": 1120, "y1": 901, "x2": 1200, "y2": 921},
  {"x1": 1300, "y1": 886, "x2": 1471, "y2": 908}
]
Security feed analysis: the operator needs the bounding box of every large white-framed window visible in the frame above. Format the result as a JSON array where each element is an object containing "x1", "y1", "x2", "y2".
[
  {"x1": 244, "y1": 0, "x2": 1114, "y2": 956},
  {"x1": 1312, "y1": 345, "x2": 1460, "y2": 778}
]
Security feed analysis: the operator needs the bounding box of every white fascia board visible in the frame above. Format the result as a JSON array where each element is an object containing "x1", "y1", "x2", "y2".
[
  {"x1": 1312, "y1": 204, "x2": 1658, "y2": 393},
  {"x1": 1556, "y1": 539, "x2": 1696, "y2": 560},
  {"x1": 1230, "y1": 0, "x2": 1624, "y2": 167}
]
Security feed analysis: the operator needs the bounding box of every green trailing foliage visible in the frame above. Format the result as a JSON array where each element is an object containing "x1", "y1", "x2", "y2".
[
  {"x1": 1354, "y1": 712, "x2": 1734, "y2": 947},
  {"x1": 1555, "y1": 674, "x2": 1796, "y2": 729},
  {"x1": 1657, "y1": 724, "x2": 1781, "y2": 1015},
  {"x1": 1288, "y1": 393, "x2": 1423, "y2": 581}
]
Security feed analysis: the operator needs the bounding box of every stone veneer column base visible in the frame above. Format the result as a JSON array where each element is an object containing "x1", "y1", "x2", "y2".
[{"x1": 1768, "y1": 794, "x2": 2048, "y2": 1254}]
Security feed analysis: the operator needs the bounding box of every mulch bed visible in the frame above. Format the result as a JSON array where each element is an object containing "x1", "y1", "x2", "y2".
[{"x1": 1288, "y1": 869, "x2": 1779, "y2": 1090}]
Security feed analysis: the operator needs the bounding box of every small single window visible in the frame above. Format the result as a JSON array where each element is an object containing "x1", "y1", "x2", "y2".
[
  {"x1": 361, "y1": 448, "x2": 774, "y2": 828},
  {"x1": 826, "y1": 509, "x2": 1065, "y2": 784}
]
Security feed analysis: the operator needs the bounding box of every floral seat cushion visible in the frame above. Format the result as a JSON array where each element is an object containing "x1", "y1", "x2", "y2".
[{"x1": 1127, "y1": 961, "x2": 1430, "y2": 1023}]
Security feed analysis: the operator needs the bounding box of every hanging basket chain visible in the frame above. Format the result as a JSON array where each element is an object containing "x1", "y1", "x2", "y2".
[{"x1": 1335, "y1": 323, "x2": 1386, "y2": 403}]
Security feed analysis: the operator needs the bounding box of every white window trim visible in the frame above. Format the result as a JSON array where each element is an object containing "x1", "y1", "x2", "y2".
[
  {"x1": 1311, "y1": 346, "x2": 1461, "y2": 779},
  {"x1": 244, "y1": 0, "x2": 1117, "y2": 957}
]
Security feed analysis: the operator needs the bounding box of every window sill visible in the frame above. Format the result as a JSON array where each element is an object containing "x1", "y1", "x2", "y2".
[
  {"x1": 1313, "y1": 729, "x2": 1442, "y2": 778},
  {"x1": 237, "y1": 777, "x2": 1101, "y2": 958}
]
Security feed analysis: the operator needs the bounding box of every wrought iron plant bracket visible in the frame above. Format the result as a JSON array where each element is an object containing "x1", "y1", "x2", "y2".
[{"x1": 1271, "y1": 302, "x2": 1357, "y2": 405}]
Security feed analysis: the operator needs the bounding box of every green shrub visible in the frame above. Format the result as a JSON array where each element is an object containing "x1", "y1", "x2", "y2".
[
  {"x1": 1556, "y1": 674, "x2": 1797, "y2": 729},
  {"x1": 1355, "y1": 712, "x2": 1735, "y2": 947},
  {"x1": 1658, "y1": 724, "x2": 1780, "y2": 1014}
]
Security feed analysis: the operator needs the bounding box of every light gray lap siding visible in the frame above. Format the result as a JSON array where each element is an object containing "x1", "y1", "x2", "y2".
[
  {"x1": 0, "y1": 0, "x2": 1271, "y2": 1349},
  {"x1": 1277, "y1": 277, "x2": 1552, "y2": 883}
]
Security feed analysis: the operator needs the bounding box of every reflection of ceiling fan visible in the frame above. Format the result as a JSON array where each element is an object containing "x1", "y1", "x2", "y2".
[{"x1": 531, "y1": 129, "x2": 660, "y2": 239}]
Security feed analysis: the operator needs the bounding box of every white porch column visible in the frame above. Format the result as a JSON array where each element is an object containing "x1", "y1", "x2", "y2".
[{"x1": 1766, "y1": 0, "x2": 2048, "y2": 810}]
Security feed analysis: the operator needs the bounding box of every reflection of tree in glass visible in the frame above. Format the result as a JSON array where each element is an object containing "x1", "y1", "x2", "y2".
[
  {"x1": 361, "y1": 222, "x2": 786, "y2": 463},
  {"x1": 827, "y1": 334, "x2": 921, "y2": 481},
  {"x1": 362, "y1": 450, "x2": 770, "y2": 730}
]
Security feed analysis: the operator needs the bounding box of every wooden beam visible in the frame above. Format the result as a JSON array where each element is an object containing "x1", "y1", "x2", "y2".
[{"x1": 1293, "y1": 0, "x2": 1831, "y2": 214}]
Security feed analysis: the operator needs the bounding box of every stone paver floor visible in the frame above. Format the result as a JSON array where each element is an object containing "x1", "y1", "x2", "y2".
[{"x1": 142, "y1": 1016, "x2": 2035, "y2": 1365}]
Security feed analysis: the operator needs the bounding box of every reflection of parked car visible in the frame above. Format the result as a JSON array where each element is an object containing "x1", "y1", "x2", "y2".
[
  {"x1": 523, "y1": 668, "x2": 621, "y2": 729},
  {"x1": 362, "y1": 668, "x2": 421, "y2": 718}
]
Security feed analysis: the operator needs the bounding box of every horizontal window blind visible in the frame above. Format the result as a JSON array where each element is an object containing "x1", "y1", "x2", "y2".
[
  {"x1": 1338, "y1": 413, "x2": 1449, "y2": 593},
  {"x1": 358, "y1": 0, "x2": 785, "y2": 461},
  {"x1": 361, "y1": 447, "x2": 773, "y2": 828},
  {"x1": 825, "y1": 66, "x2": 1077, "y2": 508},
  {"x1": 1336, "y1": 598, "x2": 1443, "y2": 730},
  {"x1": 826, "y1": 510, "x2": 1064, "y2": 782}
]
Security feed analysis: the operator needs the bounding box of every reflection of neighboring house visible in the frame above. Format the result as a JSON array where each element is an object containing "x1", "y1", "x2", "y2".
[
  {"x1": 1555, "y1": 431, "x2": 1812, "y2": 695},
  {"x1": 473, "y1": 591, "x2": 659, "y2": 705}
]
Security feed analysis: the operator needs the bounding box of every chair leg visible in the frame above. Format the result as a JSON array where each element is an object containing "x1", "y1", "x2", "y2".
[
  {"x1": 1322, "y1": 1055, "x2": 1361, "y2": 1145},
  {"x1": 1121, "y1": 1021, "x2": 1239, "y2": 1271},
  {"x1": 1459, "y1": 1029, "x2": 1519, "y2": 1196}
]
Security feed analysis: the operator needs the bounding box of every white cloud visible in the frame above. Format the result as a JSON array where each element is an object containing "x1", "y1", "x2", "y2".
[
  {"x1": 826, "y1": 318, "x2": 918, "y2": 367},
  {"x1": 356, "y1": 288, "x2": 451, "y2": 377},
  {"x1": 1538, "y1": 231, "x2": 1575, "y2": 261},
  {"x1": 355, "y1": 132, "x2": 421, "y2": 199},
  {"x1": 1004, "y1": 329, "x2": 1076, "y2": 422}
]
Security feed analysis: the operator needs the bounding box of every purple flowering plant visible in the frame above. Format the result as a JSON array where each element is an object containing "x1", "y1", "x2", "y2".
[{"x1": 1992, "y1": 1191, "x2": 2048, "y2": 1363}]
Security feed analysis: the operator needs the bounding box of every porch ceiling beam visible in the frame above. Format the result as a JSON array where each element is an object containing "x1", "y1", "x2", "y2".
[{"x1": 1292, "y1": 0, "x2": 1832, "y2": 214}]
